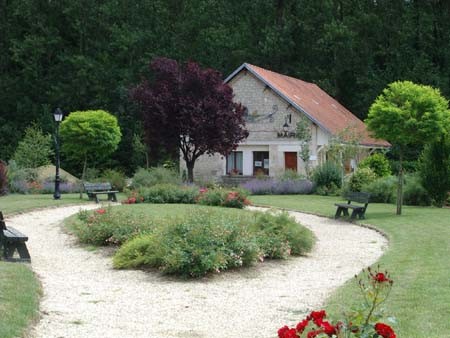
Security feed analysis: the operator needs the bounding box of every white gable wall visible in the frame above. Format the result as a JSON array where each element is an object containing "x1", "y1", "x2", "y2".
[{"x1": 182, "y1": 70, "x2": 333, "y2": 181}]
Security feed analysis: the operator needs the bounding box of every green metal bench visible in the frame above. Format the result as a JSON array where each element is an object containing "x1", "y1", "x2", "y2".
[
  {"x1": 335, "y1": 192, "x2": 371, "y2": 220},
  {"x1": 83, "y1": 182, "x2": 118, "y2": 203},
  {"x1": 0, "y1": 211, "x2": 31, "y2": 262}
]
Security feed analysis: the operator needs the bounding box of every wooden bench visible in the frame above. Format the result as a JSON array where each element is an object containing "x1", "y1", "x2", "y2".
[
  {"x1": 0, "y1": 212, "x2": 31, "y2": 262},
  {"x1": 335, "y1": 192, "x2": 371, "y2": 220},
  {"x1": 83, "y1": 182, "x2": 118, "y2": 203}
]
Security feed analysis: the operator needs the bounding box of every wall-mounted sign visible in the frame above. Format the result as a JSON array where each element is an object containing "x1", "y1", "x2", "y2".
[{"x1": 254, "y1": 161, "x2": 262, "y2": 167}]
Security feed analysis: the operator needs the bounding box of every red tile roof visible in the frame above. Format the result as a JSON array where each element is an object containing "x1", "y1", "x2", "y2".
[{"x1": 226, "y1": 63, "x2": 390, "y2": 147}]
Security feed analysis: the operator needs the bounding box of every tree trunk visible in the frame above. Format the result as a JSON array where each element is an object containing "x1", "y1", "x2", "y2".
[
  {"x1": 186, "y1": 160, "x2": 195, "y2": 183},
  {"x1": 79, "y1": 155, "x2": 87, "y2": 199},
  {"x1": 396, "y1": 155, "x2": 403, "y2": 215}
]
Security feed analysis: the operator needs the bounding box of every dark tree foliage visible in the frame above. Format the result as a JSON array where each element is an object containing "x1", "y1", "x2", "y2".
[
  {"x1": 2, "y1": 0, "x2": 450, "y2": 174},
  {"x1": 131, "y1": 58, "x2": 248, "y2": 182}
]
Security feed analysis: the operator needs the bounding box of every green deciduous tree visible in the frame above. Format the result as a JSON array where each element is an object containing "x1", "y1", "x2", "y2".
[
  {"x1": 366, "y1": 81, "x2": 449, "y2": 215},
  {"x1": 296, "y1": 116, "x2": 312, "y2": 177},
  {"x1": 59, "y1": 110, "x2": 121, "y2": 196},
  {"x1": 12, "y1": 124, "x2": 53, "y2": 168}
]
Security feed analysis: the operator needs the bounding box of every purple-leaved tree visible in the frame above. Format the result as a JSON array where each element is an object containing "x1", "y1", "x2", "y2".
[{"x1": 131, "y1": 57, "x2": 248, "y2": 182}]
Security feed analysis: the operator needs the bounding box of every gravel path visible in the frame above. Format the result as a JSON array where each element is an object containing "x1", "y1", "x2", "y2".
[{"x1": 7, "y1": 205, "x2": 387, "y2": 338}]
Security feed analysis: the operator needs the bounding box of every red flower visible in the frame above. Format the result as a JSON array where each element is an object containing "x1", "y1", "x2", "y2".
[
  {"x1": 296, "y1": 319, "x2": 309, "y2": 333},
  {"x1": 95, "y1": 209, "x2": 106, "y2": 214},
  {"x1": 307, "y1": 329, "x2": 323, "y2": 338},
  {"x1": 199, "y1": 188, "x2": 208, "y2": 194},
  {"x1": 307, "y1": 310, "x2": 327, "y2": 326},
  {"x1": 321, "y1": 321, "x2": 337, "y2": 336},
  {"x1": 278, "y1": 326, "x2": 290, "y2": 338},
  {"x1": 373, "y1": 272, "x2": 391, "y2": 283},
  {"x1": 374, "y1": 323, "x2": 396, "y2": 338}
]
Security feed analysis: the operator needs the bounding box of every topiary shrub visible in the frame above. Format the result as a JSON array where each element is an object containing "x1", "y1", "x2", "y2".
[
  {"x1": 347, "y1": 168, "x2": 377, "y2": 192},
  {"x1": 362, "y1": 176, "x2": 397, "y2": 203},
  {"x1": 312, "y1": 162, "x2": 342, "y2": 194},
  {"x1": 358, "y1": 153, "x2": 391, "y2": 177},
  {"x1": 131, "y1": 167, "x2": 180, "y2": 189}
]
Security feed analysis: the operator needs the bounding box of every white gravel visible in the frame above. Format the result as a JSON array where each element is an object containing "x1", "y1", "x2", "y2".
[{"x1": 6, "y1": 204, "x2": 387, "y2": 338}]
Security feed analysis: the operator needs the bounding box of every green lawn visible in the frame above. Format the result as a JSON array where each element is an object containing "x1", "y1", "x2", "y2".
[
  {"x1": 0, "y1": 193, "x2": 103, "y2": 338},
  {"x1": 250, "y1": 195, "x2": 450, "y2": 338}
]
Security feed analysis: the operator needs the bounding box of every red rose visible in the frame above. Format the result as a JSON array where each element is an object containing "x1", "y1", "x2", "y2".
[
  {"x1": 321, "y1": 321, "x2": 337, "y2": 336},
  {"x1": 296, "y1": 319, "x2": 309, "y2": 333},
  {"x1": 307, "y1": 310, "x2": 326, "y2": 326},
  {"x1": 278, "y1": 326, "x2": 290, "y2": 338},
  {"x1": 307, "y1": 329, "x2": 323, "y2": 338},
  {"x1": 374, "y1": 323, "x2": 396, "y2": 338},
  {"x1": 373, "y1": 272, "x2": 391, "y2": 282},
  {"x1": 284, "y1": 328, "x2": 298, "y2": 338},
  {"x1": 95, "y1": 209, "x2": 106, "y2": 214}
]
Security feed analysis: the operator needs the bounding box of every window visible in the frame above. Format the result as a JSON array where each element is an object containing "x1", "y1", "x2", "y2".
[
  {"x1": 253, "y1": 151, "x2": 269, "y2": 176},
  {"x1": 226, "y1": 151, "x2": 243, "y2": 175}
]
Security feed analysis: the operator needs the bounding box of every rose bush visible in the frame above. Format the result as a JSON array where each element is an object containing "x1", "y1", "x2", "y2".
[{"x1": 278, "y1": 267, "x2": 396, "y2": 338}]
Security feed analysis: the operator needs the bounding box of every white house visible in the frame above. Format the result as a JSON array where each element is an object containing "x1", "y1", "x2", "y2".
[{"x1": 186, "y1": 63, "x2": 389, "y2": 181}]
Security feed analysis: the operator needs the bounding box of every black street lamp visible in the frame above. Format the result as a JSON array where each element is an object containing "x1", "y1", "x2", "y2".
[{"x1": 53, "y1": 108, "x2": 63, "y2": 200}]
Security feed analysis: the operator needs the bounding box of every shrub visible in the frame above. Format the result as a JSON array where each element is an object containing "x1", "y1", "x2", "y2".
[
  {"x1": 403, "y1": 174, "x2": 431, "y2": 206},
  {"x1": 346, "y1": 168, "x2": 377, "y2": 192},
  {"x1": 0, "y1": 161, "x2": 8, "y2": 195},
  {"x1": 358, "y1": 153, "x2": 391, "y2": 177},
  {"x1": 418, "y1": 137, "x2": 450, "y2": 207},
  {"x1": 249, "y1": 212, "x2": 314, "y2": 258},
  {"x1": 70, "y1": 207, "x2": 154, "y2": 245},
  {"x1": 196, "y1": 188, "x2": 224, "y2": 206},
  {"x1": 138, "y1": 184, "x2": 198, "y2": 204},
  {"x1": 131, "y1": 167, "x2": 180, "y2": 189},
  {"x1": 312, "y1": 162, "x2": 342, "y2": 191},
  {"x1": 113, "y1": 209, "x2": 314, "y2": 277},
  {"x1": 241, "y1": 178, "x2": 314, "y2": 195},
  {"x1": 101, "y1": 169, "x2": 127, "y2": 191},
  {"x1": 113, "y1": 211, "x2": 259, "y2": 277},
  {"x1": 362, "y1": 176, "x2": 397, "y2": 203},
  {"x1": 221, "y1": 189, "x2": 251, "y2": 209},
  {"x1": 277, "y1": 169, "x2": 305, "y2": 181},
  {"x1": 12, "y1": 124, "x2": 53, "y2": 168}
]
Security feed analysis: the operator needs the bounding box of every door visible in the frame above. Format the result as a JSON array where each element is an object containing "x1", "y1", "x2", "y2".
[{"x1": 284, "y1": 152, "x2": 297, "y2": 172}]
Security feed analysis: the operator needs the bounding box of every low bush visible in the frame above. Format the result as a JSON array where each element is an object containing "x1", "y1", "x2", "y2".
[
  {"x1": 358, "y1": 153, "x2": 391, "y2": 177},
  {"x1": 131, "y1": 167, "x2": 180, "y2": 188},
  {"x1": 221, "y1": 189, "x2": 250, "y2": 208},
  {"x1": 362, "y1": 176, "x2": 397, "y2": 203},
  {"x1": 196, "y1": 188, "x2": 224, "y2": 206},
  {"x1": 112, "y1": 209, "x2": 314, "y2": 277},
  {"x1": 69, "y1": 207, "x2": 154, "y2": 245},
  {"x1": 249, "y1": 212, "x2": 314, "y2": 258},
  {"x1": 346, "y1": 168, "x2": 377, "y2": 192},
  {"x1": 138, "y1": 184, "x2": 198, "y2": 204},
  {"x1": 312, "y1": 162, "x2": 342, "y2": 192},
  {"x1": 101, "y1": 169, "x2": 127, "y2": 191},
  {"x1": 403, "y1": 174, "x2": 431, "y2": 206},
  {"x1": 241, "y1": 178, "x2": 314, "y2": 195}
]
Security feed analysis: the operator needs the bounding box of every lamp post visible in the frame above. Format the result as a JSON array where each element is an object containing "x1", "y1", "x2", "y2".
[{"x1": 53, "y1": 108, "x2": 63, "y2": 200}]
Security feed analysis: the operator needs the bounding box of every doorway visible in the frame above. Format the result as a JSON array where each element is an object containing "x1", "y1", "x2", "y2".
[{"x1": 284, "y1": 152, "x2": 297, "y2": 172}]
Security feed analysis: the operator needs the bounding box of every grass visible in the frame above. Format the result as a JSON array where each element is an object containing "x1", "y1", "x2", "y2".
[
  {"x1": 250, "y1": 194, "x2": 450, "y2": 338},
  {"x1": 0, "y1": 193, "x2": 111, "y2": 338}
]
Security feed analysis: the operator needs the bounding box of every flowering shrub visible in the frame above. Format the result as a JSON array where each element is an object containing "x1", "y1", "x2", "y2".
[
  {"x1": 70, "y1": 206, "x2": 154, "y2": 245},
  {"x1": 113, "y1": 209, "x2": 314, "y2": 277},
  {"x1": 278, "y1": 267, "x2": 396, "y2": 338},
  {"x1": 241, "y1": 178, "x2": 314, "y2": 195},
  {"x1": 222, "y1": 189, "x2": 251, "y2": 208}
]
